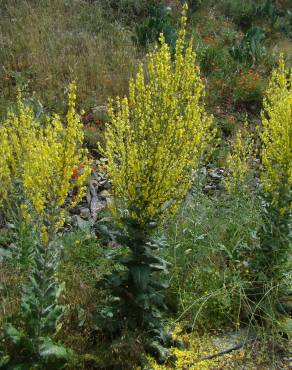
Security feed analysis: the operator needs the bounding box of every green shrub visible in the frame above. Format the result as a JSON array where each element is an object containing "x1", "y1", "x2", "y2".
[
  {"x1": 230, "y1": 26, "x2": 266, "y2": 66},
  {"x1": 219, "y1": 0, "x2": 268, "y2": 29},
  {"x1": 197, "y1": 43, "x2": 234, "y2": 75},
  {"x1": 273, "y1": 11, "x2": 292, "y2": 38},
  {"x1": 83, "y1": 122, "x2": 105, "y2": 150},
  {"x1": 133, "y1": 4, "x2": 177, "y2": 48}
]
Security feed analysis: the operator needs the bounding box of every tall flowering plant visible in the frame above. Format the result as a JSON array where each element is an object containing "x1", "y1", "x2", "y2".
[
  {"x1": 101, "y1": 4, "x2": 214, "y2": 360},
  {"x1": 260, "y1": 58, "x2": 291, "y2": 214},
  {"x1": 0, "y1": 83, "x2": 91, "y2": 237},
  {"x1": 220, "y1": 58, "x2": 291, "y2": 328},
  {"x1": 225, "y1": 123, "x2": 255, "y2": 194},
  {"x1": 251, "y1": 57, "x2": 292, "y2": 324},
  {"x1": 0, "y1": 84, "x2": 91, "y2": 367}
]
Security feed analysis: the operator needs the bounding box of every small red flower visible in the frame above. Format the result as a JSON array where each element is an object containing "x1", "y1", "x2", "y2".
[{"x1": 72, "y1": 167, "x2": 79, "y2": 180}]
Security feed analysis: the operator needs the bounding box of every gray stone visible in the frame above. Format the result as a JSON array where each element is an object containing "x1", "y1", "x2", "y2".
[
  {"x1": 80, "y1": 207, "x2": 91, "y2": 219},
  {"x1": 71, "y1": 215, "x2": 90, "y2": 230}
]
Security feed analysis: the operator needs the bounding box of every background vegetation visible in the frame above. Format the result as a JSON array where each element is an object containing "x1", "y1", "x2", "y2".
[{"x1": 0, "y1": 0, "x2": 291, "y2": 369}]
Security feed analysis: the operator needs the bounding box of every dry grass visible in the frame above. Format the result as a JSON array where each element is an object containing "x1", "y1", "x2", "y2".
[
  {"x1": 0, "y1": 0, "x2": 142, "y2": 115},
  {"x1": 0, "y1": 263, "x2": 23, "y2": 328}
]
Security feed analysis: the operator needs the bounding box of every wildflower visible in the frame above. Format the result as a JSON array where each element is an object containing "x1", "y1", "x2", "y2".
[
  {"x1": 260, "y1": 56, "x2": 292, "y2": 212},
  {"x1": 103, "y1": 4, "x2": 215, "y2": 225},
  {"x1": 0, "y1": 83, "x2": 91, "y2": 231},
  {"x1": 225, "y1": 123, "x2": 254, "y2": 194}
]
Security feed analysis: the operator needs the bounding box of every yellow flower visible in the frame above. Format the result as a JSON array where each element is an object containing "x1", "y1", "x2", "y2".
[
  {"x1": 225, "y1": 122, "x2": 254, "y2": 194},
  {"x1": 103, "y1": 3, "x2": 215, "y2": 225},
  {"x1": 260, "y1": 56, "x2": 292, "y2": 212},
  {"x1": 0, "y1": 83, "x2": 91, "y2": 234}
]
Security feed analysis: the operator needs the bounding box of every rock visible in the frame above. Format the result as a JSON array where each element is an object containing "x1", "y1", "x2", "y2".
[
  {"x1": 80, "y1": 207, "x2": 91, "y2": 219},
  {"x1": 90, "y1": 198, "x2": 106, "y2": 221},
  {"x1": 102, "y1": 181, "x2": 111, "y2": 190},
  {"x1": 72, "y1": 215, "x2": 90, "y2": 230},
  {"x1": 211, "y1": 328, "x2": 257, "y2": 350},
  {"x1": 92, "y1": 105, "x2": 107, "y2": 114},
  {"x1": 86, "y1": 190, "x2": 91, "y2": 206}
]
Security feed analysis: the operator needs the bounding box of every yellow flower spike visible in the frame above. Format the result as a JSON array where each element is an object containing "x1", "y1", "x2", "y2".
[
  {"x1": 40, "y1": 225, "x2": 49, "y2": 246},
  {"x1": 0, "y1": 83, "x2": 91, "y2": 236},
  {"x1": 225, "y1": 122, "x2": 255, "y2": 194},
  {"x1": 103, "y1": 5, "x2": 215, "y2": 226},
  {"x1": 0, "y1": 127, "x2": 12, "y2": 206},
  {"x1": 260, "y1": 56, "x2": 292, "y2": 212}
]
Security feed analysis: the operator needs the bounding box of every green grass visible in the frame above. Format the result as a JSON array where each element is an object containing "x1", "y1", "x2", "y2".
[{"x1": 164, "y1": 189, "x2": 263, "y2": 329}]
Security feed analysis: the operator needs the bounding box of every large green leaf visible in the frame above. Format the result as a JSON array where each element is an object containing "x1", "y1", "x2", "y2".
[
  {"x1": 4, "y1": 324, "x2": 23, "y2": 345},
  {"x1": 130, "y1": 265, "x2": 150, "y2": 291},
  {"x1": 39, "y1": 338, "x2": 72, "y2": 364}
]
